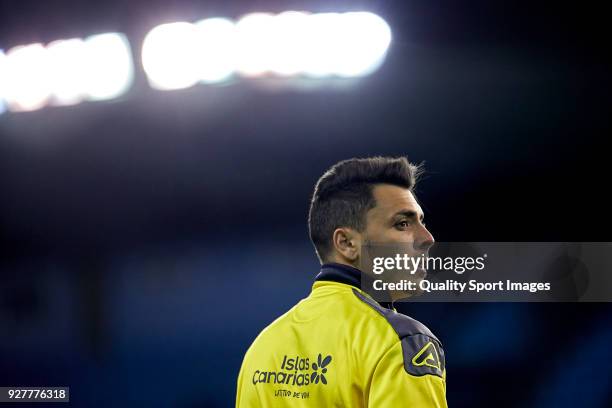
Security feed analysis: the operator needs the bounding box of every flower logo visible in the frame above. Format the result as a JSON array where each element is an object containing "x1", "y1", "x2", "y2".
[{"x1": 311, "y1": 353, "x2": 332, "y2": 384}]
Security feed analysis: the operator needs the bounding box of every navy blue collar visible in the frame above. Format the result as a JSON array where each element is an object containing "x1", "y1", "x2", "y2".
[
  {"x1": 315, "y1": 262, "x2": 394, "y2": 310},
  {"x1": 315, "y1": 262, "x2": 362, "y2": 287}
]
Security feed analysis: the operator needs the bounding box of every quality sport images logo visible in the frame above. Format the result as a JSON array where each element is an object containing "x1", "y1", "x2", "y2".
[{"x1": 252, "y1": 353, "x2": 333, "y2": 387}]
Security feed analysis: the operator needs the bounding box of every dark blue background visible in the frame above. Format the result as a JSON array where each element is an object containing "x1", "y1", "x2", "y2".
[{"x1": 1, "y1": 1, "x2": 610, "y2": 406}]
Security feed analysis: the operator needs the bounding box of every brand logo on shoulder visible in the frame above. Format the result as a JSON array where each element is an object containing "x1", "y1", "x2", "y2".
[
  {"x1": 411, "y1": 341, "x2": 441, "y2": 370},
  {"x1": 252, "y1": 353, "x2": 333, "y2": 387}
]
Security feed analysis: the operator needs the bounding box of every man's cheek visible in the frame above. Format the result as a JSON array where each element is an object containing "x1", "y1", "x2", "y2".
[{"x1": 390, "y1": 230, "x2": 413, "y2": 243}]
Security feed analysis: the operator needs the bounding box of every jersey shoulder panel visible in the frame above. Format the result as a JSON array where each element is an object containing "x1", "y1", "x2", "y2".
[
  {"x1": 351, "y1": 288, "x2": 446, "y2": 378},
  {"x1": 351, "y1": 288, "x2": 440, "y2": 341}
]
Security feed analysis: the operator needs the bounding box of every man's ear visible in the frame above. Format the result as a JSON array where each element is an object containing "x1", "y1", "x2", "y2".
[{"x1": 331, "y1": 227, "x2": 362, "y2": 263}]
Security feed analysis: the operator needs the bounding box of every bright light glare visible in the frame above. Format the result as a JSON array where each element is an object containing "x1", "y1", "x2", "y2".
[
  {"x1": 47, "y1": 38, "x2": 88, "y2": 105},
  {"x1": 141, "y1": 11, "x2": 392, "y2": 89},
  {"x1": 0, "y1": 32, "x2": 134, "y2": 113},
  {"x1": 3, "y1": 43, "x2": 51, "y2": 111},
  {"x1": 301, "y1": 13, "x2": 341, "y2": 78},
  {"x1": 0, "y1": 50, "x2": 6, "y2": 114},
  {"x1": 334, "y1": 12, "x2": 392, "y2": 77},
  {"x1": 194, "y1": 18, "x2": 237, "y2": 83},
  {"x1": 268, "y1": 11, "x2": 311, "y2": 76},
  {"x1": 234, "y1": 13, "x2": 276, "y2": 77},
  {"x1": 301, "y1": 12, "x2": 392, "y2": 77},
  {"x1": 142, "y1": 22, "x2": 202, "y2": 90},
  {"x1": 82, "y1": 33, "x2": 134, "y2": 101}
]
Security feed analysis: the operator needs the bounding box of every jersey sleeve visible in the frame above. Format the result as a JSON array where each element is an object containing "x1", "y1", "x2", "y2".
[
  {"x1": 368, "y1": 334, "x2": 447, "y2": 407},
  {"x1": 235, "y1": 362, "x2": 244, "y2": 407}
]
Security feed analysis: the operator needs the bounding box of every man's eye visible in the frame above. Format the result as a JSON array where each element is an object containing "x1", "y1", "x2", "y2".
[{"x1": 395, "y1": 221, "x2": 410, "y2": 229}]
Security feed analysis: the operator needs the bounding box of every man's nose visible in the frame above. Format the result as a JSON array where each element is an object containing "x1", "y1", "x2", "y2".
[{"x1": 415, "y1": 225, "x2": 435, "y2": 252}]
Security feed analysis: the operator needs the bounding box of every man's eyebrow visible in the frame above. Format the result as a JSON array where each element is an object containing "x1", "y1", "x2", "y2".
[{"x1": 393, "y1": 210, "x2": 425, "y2": 222}]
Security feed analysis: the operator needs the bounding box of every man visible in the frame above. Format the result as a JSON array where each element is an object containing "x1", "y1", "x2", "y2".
[{"x1": 236, "y1": 157, "x2": 447, "y2": 407}]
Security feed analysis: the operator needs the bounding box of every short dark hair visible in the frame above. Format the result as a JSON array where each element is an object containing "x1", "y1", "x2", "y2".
[{"x1": 308, "y1": 156, "x2": 421, "y2": 262}]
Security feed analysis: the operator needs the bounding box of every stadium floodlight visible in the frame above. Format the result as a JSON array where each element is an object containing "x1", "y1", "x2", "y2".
[
  {"x1": 2, "y1": 43, "x2": 51, "y2": 112},
  {"x1": 300, "y1": 12, "x2": 341, "y2": 78},
  {"x1": 0, "y1": 32, "x2": 133, "y2": 113},
  {"x1": 82, "y1": 33, "x2": 134, "y2": 101},
  {"x1": 234, "y1": 13, "x2": 277, "y2": 77},
  {"x1": 267, "y1": 11, "x2": 311, "y2": 76},
  {"x1": 333, "y1": 12, "x2": 392, "y2": 77},
  {"x1": 0, "y1": 50, "x2": 6, "y2": 114},
  {"x1": 301, "y1": 12, "x2": 392, "y2": 78},
  {"x1": 47, "y1": 38, "x2": 88, "y2": 105},
  {"x1": 142, "y1": 22, "x2": 203, "y2": 90},
  {"x1": 141, "y1": 11, "x2": 392, "y2": 89},
  {"x1": 194, "y1": 18, "x2": 237, "y2": 83}
]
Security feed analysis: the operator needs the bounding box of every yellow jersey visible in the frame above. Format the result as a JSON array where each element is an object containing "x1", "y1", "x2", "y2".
[{"x1": 236, "y1": 262, "x2": 447, "y2": 407}]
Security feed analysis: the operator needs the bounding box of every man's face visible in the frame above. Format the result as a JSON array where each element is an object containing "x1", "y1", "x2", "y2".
[
  {"x1": 357, "y1": 184, "x2": 435, "y2": 299},
  {"x1": 362, "y1": 184, "x2": 435, "y2": 252}
]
